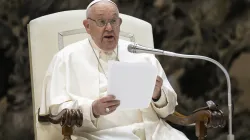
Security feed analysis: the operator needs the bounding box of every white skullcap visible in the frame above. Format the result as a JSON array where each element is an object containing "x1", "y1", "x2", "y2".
[{"x1": 86, "y1": 0, "x2": 117, "y2": 16}]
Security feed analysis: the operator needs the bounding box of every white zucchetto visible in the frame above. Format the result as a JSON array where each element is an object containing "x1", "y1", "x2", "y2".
[{"x1": 86, "y1": 0, "x2": 117, "y2": 16}]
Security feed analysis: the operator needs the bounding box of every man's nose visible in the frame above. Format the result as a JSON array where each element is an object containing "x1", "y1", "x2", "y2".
[{"x1": 105, "y1": 23, "x2": 113, "y2": 31}]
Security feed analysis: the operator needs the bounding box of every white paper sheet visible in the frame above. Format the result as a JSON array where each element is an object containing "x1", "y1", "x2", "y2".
[{"x1": 107, "y1": 61, "x2": 157, "y2": 110}]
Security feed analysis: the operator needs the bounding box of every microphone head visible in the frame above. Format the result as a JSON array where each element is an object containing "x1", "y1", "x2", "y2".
[{"x1": 127, "y1": 44, "x2": 136, "y2": 53}]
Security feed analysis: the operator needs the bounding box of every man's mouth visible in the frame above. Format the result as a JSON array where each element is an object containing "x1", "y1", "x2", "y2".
[{"x1": 104, "y1": 35, "x2": 114, "y2": 39}]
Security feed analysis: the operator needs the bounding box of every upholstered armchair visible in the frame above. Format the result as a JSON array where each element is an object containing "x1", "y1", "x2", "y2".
[{"x1": 27, "y1": 10, "x2": 226, "y2": 140}]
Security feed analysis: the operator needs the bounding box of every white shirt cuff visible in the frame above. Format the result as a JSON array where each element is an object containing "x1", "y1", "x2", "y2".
[
  {"x1": 153, "y1": 89, "x2": 168, "y2": 108},
  {"x1": 90, "y1": 104, "x2": 99, "y2": 121}
]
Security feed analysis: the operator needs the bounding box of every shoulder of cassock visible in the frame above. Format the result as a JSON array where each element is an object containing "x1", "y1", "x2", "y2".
[{"x1": 51, "y1": 38, "x2": 155, "y2": 62}]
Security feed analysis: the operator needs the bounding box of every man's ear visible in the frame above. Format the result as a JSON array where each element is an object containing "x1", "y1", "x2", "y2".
[
  {"x1": 83, "y1": 19, "x2": 91, "y2": 34},
  {"x1": 119, "y1": 18, "x2": 123, "y2": 26}
]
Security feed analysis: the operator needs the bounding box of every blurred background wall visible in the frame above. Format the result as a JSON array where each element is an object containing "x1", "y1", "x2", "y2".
[{"x1": 0, "y1": 0, "x2": 250, "y2": 139}]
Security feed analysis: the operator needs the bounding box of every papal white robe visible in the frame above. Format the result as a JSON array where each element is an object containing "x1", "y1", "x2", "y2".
[{"x1": 40, "y1": 38, "x2": 189, "y2": 140}]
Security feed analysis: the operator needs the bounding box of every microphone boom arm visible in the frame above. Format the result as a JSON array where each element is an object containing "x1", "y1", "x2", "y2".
[
  {"x1": 163, "y1": 51, "x2": 234, "y2": 140},
  {"x1": 128, "y1": 44, "x2": 234, "y2": 140}
]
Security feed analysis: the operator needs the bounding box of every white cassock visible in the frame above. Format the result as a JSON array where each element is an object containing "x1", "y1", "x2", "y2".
[{"x1": 39, "y1": 38, "x2": 189, "y2": 140}]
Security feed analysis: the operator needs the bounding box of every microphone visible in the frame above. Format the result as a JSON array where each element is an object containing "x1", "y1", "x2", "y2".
[
  {"x1": 128, "y1": 43, "x2": 234, "y2": 140},
  {"x1": 128, "y1": 44, "x2": 176, "y2": 56}
]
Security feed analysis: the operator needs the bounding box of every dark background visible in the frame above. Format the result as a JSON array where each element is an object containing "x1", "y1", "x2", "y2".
[{"x1": 0, "y1": 0, "x2": 250, "y2": 139}]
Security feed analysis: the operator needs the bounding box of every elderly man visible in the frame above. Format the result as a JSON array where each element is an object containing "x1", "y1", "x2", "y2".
[{"x1": 40, "y1": 0, "x2": 189, "y2": 139}]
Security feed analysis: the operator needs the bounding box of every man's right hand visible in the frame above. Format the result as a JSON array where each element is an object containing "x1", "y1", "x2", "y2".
[{"x1": 92, "y1": 95, "x2": 120, "y2": 117}]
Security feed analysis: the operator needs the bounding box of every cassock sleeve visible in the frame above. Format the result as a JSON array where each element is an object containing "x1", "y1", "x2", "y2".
[
  {"x1": 148, "y1": 56, "x2": 178, "y2": 118},
  {"x1": 39, "y1": 54, "x2": 98, "y2": 129}
]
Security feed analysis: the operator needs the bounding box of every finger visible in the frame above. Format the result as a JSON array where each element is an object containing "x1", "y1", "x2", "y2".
[
  {"x1": 99, "y1": 95, "x2": 116, "y2": 103},
  {"x1": 155, "y1": 80, "x2": 163, "y2": 85},
  {"x1": 107, "y1": 104, "x2": 120, "y2": 114},
  {"x1": 104, "y1": 100, "x2": 120, "y2": 108},
  {"x1": 154, "y1": 86, "x2": 161, "y2": 90},
  {"x1": 154, "y1": 87, "x2": 161, "y2": 94},
  {"x1": 103, "y1": 104, "x2": 119, "y2": 115},
  {"x1": 155, "y1": 81, "x2": 163, "y2": 87},
  {"x1": 155, "y1": 84, "x2": 162, "y2": 89},
  {"x1": 156, "y1": 76, "x2": 163, "y2": 83}
]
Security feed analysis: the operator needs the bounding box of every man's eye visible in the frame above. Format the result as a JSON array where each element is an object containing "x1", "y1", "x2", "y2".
[
  {"x1": 110, "y1": 19, "x2": 116, "y2": 24},
  {"x1": 98, "y1": 20, "x2": 106, "y2": 25}
]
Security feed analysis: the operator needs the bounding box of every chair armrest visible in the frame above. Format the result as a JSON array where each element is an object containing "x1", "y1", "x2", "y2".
[
  {"x1": 164, "y1": 100, "x2": 226, "y2": 140},
  {"x1": 38, "y1": 108, "x2": 83, "y2": 140},
  {"x1": 164, "y1": 110, "x2": 209, "y2": 126}
]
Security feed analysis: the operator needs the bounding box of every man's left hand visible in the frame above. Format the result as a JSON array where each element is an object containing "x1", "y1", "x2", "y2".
[{"x1": 152, "y1": 76, "x2": 163, "y2": 100}]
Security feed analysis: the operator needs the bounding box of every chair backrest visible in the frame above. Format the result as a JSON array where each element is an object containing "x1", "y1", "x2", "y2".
[{"x1": 28, "y1": 9, "x2": 154, "y2": 140}]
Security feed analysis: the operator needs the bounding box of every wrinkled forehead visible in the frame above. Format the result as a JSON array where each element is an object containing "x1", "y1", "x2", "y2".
[{"x1": 86, "y1": 0, "x2": 118, "y2": 17}]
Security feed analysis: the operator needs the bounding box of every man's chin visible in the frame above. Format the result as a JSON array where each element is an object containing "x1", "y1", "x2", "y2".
[
  {"x1": 103, "y1": 46, "x2": 117, "y2": 52},
  {"x1": 101, "y1": 42, "x2": 117, "y2": 51}
]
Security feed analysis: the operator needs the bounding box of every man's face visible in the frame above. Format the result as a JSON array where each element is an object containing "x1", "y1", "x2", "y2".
[{"x1": 83, "y1": 2, "x2": 122, "y2": 52}]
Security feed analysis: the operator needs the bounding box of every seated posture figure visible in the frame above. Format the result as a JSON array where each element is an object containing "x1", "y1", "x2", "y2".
[{"x1": 39, "y1": 0, "x2": 189, "y2": 139}]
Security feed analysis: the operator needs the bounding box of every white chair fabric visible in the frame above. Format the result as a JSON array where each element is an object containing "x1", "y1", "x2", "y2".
[{"x1": 28, "y1": 9, "x2": 154, "y2": 140}]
